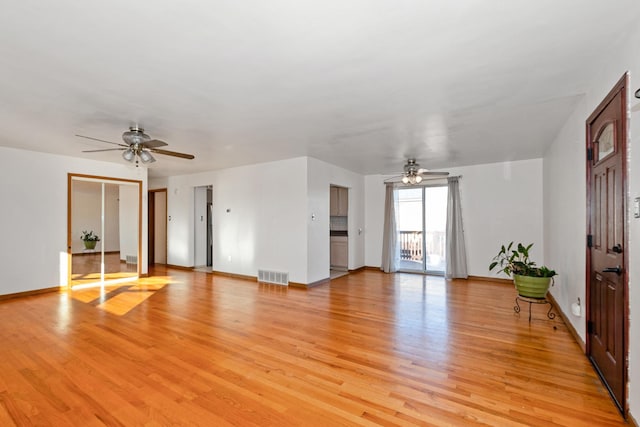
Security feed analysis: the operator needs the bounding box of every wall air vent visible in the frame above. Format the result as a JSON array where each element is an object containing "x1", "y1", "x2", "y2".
[
  {"x1": 258, "y1": 269, "x2": 289, "y2": 286},
  {"x1": 125, "y1": 255, "x2": 138, "y2": 264}
]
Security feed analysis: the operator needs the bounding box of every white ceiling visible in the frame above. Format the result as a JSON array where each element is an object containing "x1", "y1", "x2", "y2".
[{"x1": 1, "y1": 1, "x2": 639, "y2": 178}]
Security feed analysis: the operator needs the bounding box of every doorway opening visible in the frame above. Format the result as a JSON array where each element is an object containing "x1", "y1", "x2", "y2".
[
  {"x1": 68, "y1": 174, "x2": 142, "y2": 288},
  {"x1": 194, "y1": 185, "x2": 213, "y2": 272},
  {"x1": 330, "y1": 185, "x2": 349, "y2": 279},
  {"x1": 148, "y1": 189, "x2": 167, "y2": 266},
  {"x1": 396, "y1": 185, "x2": 448, "y2": 275}
]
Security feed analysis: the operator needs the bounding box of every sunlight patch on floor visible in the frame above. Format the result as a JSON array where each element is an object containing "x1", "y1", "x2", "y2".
[
  {"x1": 70, "y1": 275, "x2": 175, "y2": 315},
  {"x1": 98, "y1": 290, "x2": 156, "y2": 316}
]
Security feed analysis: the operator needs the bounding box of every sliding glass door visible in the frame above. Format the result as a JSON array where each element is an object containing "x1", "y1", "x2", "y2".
[{"x1": 397, "y1": 185, "x2": 448, "y2": 274}]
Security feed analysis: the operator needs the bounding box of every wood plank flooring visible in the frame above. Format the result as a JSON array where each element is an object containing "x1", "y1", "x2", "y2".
[{"x1": 0, "y1": 267, "x2": 625, "y2": 426}]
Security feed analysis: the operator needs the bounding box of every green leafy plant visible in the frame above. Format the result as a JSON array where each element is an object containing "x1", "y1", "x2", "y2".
[
  {"x1": 489, "y1": 242, "x2": 556, "y2": 278},
  {"x1": 80, "y1": 230, "x2": 100, "y2": 242}
]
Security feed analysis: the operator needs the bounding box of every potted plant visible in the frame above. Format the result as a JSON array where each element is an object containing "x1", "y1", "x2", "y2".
[
  {"x1": 81, "y1": 230, "x2": 100, "y2": 250},
  {"x1": 489, "y1": 242, "x2": 556, "y2": 298}
]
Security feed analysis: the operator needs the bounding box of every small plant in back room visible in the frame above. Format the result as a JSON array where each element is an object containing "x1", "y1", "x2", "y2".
[
  {"x1": 81, "y1": 230, "x2": 100, "y2": 250},
  {"x1": 489, "y1": 242, "x2": 556, "y2": 298}
]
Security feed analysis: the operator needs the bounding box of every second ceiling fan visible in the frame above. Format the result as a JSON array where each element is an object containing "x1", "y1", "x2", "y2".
[{"x1": 385, "y1": 158, "x2": 449, "y2": 185}]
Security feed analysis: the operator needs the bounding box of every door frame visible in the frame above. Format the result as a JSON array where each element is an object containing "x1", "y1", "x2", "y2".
[
  {"x1": 584, "y1": 72, "x2": 629, "y2": 416},
  {"x1": 396, "y1": 184, "x2": 448, "y2": 275},
  {"x1": 67, "y1": 173, "x2": 143, "y2": 288}
]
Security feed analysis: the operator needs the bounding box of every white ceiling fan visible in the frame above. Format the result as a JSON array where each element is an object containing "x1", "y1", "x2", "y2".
[
  {"x1": 385, "y1": 158, "x2": 449, "y2": 185},
  {"x1": 76, "y1": 126, "x2": 195, "y2": 166}
]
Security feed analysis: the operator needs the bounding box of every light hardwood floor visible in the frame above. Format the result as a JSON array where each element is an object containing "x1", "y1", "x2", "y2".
[{"x1": 0, "y1": 267, "x2": 625, "y2": 426}]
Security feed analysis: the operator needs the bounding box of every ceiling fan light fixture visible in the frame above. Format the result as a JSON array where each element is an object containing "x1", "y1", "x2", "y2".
[
  {"x1": 139, "y1": 150, "x2": 155, "y2": 164},
  {"x1": 122, "y1": 149, "x2": 135, "y2": 162},
  {"x1": 122, "y1": 127, "x2": 151, "y2": 145},
  {"x1": 402, "y1": 176, "x2": 410, "y2": 184},
  {"x1": 415, "y1": 175, "x2": 423, "y2": 184}
]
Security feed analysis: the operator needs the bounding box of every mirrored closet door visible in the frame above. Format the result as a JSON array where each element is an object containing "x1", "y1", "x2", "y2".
[{"x1": 68, "y1": 175, "x2": 141, "y2": 288}]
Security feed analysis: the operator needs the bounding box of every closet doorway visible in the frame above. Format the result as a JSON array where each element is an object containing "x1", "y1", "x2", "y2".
[
  {"x1": 68, "y1": 174, "x2": 142, "y2": 288},
  {"x1": 194, "y1": 185, "x2": 213, "y2": 272},
  {"x1": 148, "y1": 189, "x2": 167, "y2": 266}
]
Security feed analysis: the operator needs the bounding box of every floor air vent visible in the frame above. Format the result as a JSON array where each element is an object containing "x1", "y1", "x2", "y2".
[{"x1": 258, "y1": 270, "x2": 289, "y2": 286}]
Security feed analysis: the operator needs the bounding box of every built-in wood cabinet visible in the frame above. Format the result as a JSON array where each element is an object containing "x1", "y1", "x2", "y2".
[
  {"x1": 330, "y1": 186, "x2": 348, "y2": 216},
  {"x1": 330, "y1": 236, "x2": 348, "y2": 269}
]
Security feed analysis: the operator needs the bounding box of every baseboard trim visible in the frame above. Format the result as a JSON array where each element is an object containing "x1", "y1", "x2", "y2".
[
  {"x1": 348, "y1": 266, "x2": 366, "y2": 274},
  {"x1": 546, "y1": 292, "x2": 586, "y2": 353},
  {"x1": 165, "y1": 264, "x2": 195, "y2": 271},
  {"x1": 212, "y1": 270, "x2": 257, "y2": 282},
  {"x1": 307, "y1": 278, "x2": 330, "y2": 288},
  {"x1": 628, "y1": 411, "x2": 638, "y2": 427},
  {"x1": 364, "y1": 265, "x2": 382, "y2": 271},
  {"x1": 467, "y1": 275, "x2": 513, "y2": 285},
  {"x1": 288, "y1": 281, "x2": 307, "y2": 289},
  {"x1": 0, "y1": 286, "x2": 62, "y2": 301}
]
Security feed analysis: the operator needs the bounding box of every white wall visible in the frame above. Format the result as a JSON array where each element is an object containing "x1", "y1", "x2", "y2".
[
  {"x1": 149, "y1": 177, "x2": 168, "y2": 190},
  {"x1": 0, "y1": 146, "x2": 147, "y2": 296},
  {"x1": 164, "y1": 156, "x2": 365, "y2": 285},
  {"x1": 543, "y1": 96, "x2": 588, "y2": 337},
  {"x1": 543, "y1": 22, "x2": 640, "y2": 421},
  {"x1": 307, "y1": 157, "x2": 365, "y2": 283},
  {"x1": 364, "y1": 175, "x2": 386, "y2": 268},
  {"x1": 363, "y1": 159, "x2": 544, "y2": 277},
  {"x1": 165, "y1": 157, "x2": 309, "y2": 283}
]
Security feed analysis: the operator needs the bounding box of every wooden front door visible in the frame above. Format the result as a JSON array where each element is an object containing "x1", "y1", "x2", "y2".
[{"x1": 586, "y1": 74, "x2": 628, "y2": 414}]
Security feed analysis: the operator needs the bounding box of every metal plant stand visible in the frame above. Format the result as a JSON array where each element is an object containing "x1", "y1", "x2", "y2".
[{"x1": 514, "y1": 295, "x2": 556, "y2": 322}]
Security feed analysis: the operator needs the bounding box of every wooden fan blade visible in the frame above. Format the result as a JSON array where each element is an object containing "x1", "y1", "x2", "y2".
[
  {"x1": 420, "y1": 171, "x2": 449, "y2": 176},
  {"x1": 384, "y1": 175, "x2": 404, "y2": 183},
  {"x1": 150, "y1": 148, "x2": 195, "y2": 159},
  {"x1": 82, "y1": 148, "x2": 126, "y2": 153},
  {"x1": 144, "y1": 139, "x2": 168, "y2": 148},
  {"x1": 75, "y1": 134, "x2": 127, "y2": 147}
]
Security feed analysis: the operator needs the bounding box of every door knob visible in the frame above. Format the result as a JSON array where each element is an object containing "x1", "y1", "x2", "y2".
[
  {"x1": 602, "y1": 265, "x2": 622, "y2": 275},
  {"x1": 611, "y1": 244, "x2": 622, "y2": 253}
]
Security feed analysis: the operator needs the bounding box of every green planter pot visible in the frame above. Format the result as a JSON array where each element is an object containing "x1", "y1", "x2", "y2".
[
  {"x1": 513, "y1": 274, "x2": 552, "y2": 298},
  {"x1": 83, "y1": 240, "x2": 97, "y2": 250}
]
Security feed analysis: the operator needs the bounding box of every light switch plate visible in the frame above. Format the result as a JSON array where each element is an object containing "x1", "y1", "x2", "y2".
[{"x1": 634, "y1": 197, "x2": 640, "y2": 218}]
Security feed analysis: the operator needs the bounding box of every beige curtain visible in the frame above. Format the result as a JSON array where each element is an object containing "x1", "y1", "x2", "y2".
[
  {"x1": 445, "y1": 176, "x2": 468, "y2": 279},
  {"x1": 381, "y1": 184, "x2": 398, "y2": 273}
]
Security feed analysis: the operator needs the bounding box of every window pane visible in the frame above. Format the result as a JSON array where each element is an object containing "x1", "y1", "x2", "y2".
[
  {"x1": 597, "y1": 122, "x2": 615, "y2": 160},
  {"x1": 397, "y1": 188, "x2": 423, "y2": 271},
  {"x1": 424, "y1": 186, "x2": 447, "y2": 273}
]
